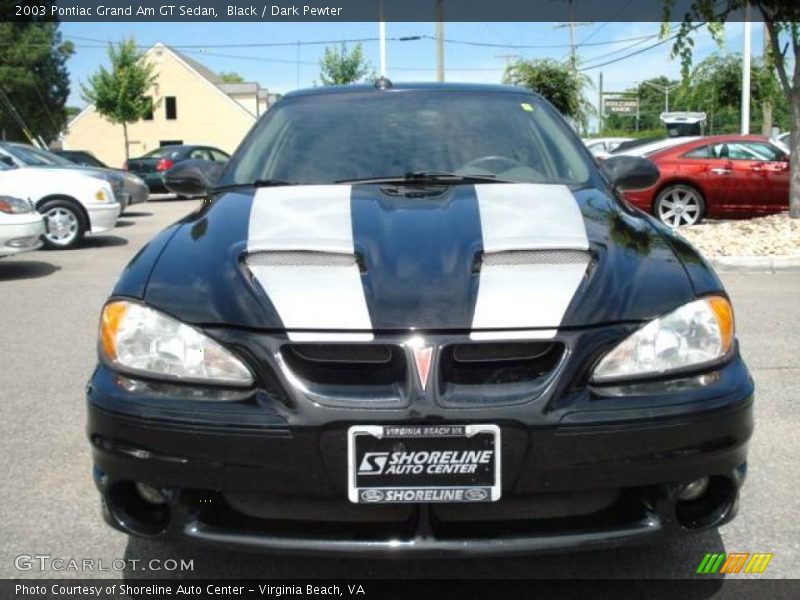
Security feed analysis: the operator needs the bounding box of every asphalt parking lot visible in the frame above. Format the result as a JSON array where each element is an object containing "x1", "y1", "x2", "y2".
[{"x1": 0, "y1": 198, "x2": 798, "y2": 583}]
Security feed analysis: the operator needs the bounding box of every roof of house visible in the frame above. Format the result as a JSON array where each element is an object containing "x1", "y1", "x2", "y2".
[{"x1": 170, "y1": 48, "x2": 223, "y2": 85}]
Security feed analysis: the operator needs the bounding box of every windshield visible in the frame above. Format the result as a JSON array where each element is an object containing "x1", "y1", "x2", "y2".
[
  {"x1": 222, "y1": 90, "x2": 591, "y2": 186},
  {"x1": 7, "y1": 144, "x2": 74, "y2": 166},
  {"x1": 61, "y1": 151, "x2": 106, "y2": 168}
]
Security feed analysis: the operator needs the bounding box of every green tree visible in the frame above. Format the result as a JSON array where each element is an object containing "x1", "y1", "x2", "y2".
[
  {"x1": 0, "y1": 20, "x2": 74, "y2": 142},
  {"x1": 674, "y1": 52, "x2": 788, "y2": 133},
  {"x1": 319, "y1": 43, "x2": 371, "y2": 85},
  {"x1": 664, "y1": 0, "x2": 800, "y2": 217},
  {"x1": 502, "y1": 58, "x2": 594, "y2": 132},
  {"x1": 81, "y1": 39, "x2": 158, "y2": 160},
  {"x1": 603, "y1": 58, "x2": 788, "y2": 136},
  {"x1": 218, "y1": 71, "x2": 245, "y2": 83}
]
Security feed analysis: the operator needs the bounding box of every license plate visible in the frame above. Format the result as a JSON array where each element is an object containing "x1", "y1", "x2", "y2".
[{"x1": 347, "y1": 424, "x2": 501, "y2": 504}]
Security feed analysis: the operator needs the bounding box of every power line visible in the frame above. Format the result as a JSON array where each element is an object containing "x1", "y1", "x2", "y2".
[
  {"x1": 60, "y1": 32, "x2": 665, "y2": 51},
  {"x1": 62, "y1": 35, "x2": 423, "y2": 49},
  {"x1": 577, "y1": 30, "x2": 666, "y2": 67},
  {"x1": 578, "y1": 23, "x2": 703, "y2": 71},
  {"x1": 421, "y1": 31, "x2": 662, "y2": 50},
  {"x1": 179, "y1": 49, "x2": 318, "y2": 66},
  {"x1": 564, "y1": 0, "x2": 636, "y2": 60}
]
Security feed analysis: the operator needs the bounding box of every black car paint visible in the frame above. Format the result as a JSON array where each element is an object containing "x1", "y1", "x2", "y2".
[
  {"x1": 124, "y1": 185, "x2": 696, "y2": 332},
  {"x1": 88, "y1": 84, "x2": 753, "y2": 555}
]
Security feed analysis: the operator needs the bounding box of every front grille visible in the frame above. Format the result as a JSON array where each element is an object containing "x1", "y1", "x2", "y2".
[
  {"x1": 210, "y1": 488, "x2": 626, "y2": 542},
  {"x1": 290, "y1": 343, "x2": 392, "y2": 364},
  {"x1": 441, "y1": 341, "x2": 563, "y2": 386},
  {"x1": 282, "y1": 343, "x2": 405, "y2": 387},
  {"x1": 438, "y1": 341, "x2": 564, "y2": 407}
]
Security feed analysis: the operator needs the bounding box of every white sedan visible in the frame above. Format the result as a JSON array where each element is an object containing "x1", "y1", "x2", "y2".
[
  {"x1": 0, "y1": 163, "x2": 120, "y2": 249},
  {"x1": 582, "y1": 137, "x2": 633, "y2": 157},
  {"x1": 0, "y1": 195, "x2": 45, "y2": 257}
]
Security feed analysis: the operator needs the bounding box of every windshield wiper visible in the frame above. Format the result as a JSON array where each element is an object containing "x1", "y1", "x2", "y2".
[
  {"x1": 335, "y1": 171, "x2": 511, "y2": 185},
  {"x1": 212, "y1": 179, "x2": 297, "y2": 192}
]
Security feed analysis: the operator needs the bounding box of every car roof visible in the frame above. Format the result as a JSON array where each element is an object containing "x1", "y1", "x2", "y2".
[
  {"x1": 647, "y1": 134, "x2": 776, "y2": 158},
  {"x1": 283, "y1": 82, "x2": 535, "y2": 99}
]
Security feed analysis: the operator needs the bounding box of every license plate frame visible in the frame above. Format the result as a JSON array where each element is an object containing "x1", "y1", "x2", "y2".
[{"x1": 347, "y1": 424, "x2": 501, "y2": 504}]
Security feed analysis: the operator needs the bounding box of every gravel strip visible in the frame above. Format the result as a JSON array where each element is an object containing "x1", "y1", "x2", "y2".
[{"x1": 677, "y1": 213, "x2": 800, "y2": 257}]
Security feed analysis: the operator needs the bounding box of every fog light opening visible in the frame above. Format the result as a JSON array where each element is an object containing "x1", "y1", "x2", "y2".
[
  {"x1": 135, "y1": 481, "x2": 166, "y2": 505},
  {"x1": 677, "y1": 477, "x2": 709, "y2": 502},
  {"x1": 107, "y1": 481, "x2": 170, "y2": 536},
  {"x1": 675, "y1": 476, "x2": 736, "y2": 530}
]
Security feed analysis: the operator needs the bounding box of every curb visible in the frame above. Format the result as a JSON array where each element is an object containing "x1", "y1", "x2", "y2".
[{"x1": 709, "y1": 256, "x2": 800, "y2": 273}]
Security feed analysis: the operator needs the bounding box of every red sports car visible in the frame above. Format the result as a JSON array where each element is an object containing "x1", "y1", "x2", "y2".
[{"x1": 622, "y1": 134, "x2": 790, "y2": 227}]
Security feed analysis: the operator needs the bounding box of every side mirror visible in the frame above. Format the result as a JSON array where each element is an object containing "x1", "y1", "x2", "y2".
[
  {"x1": 602, "y1": 155, "x2": 660, "y2": 191},
  {"x1": 164, "y1": 159, "x2": 224, "y2": 197},
  {"x1": 0, "y1": 155, "x2": 16, "y2": 167}
]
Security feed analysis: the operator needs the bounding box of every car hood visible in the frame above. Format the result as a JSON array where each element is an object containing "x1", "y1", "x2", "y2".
[{"x1": 133, "y1": 183, "x2": 701, "y2": 332}]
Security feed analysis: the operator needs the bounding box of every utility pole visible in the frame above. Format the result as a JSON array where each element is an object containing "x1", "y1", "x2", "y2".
[
  {"x1": 741, "y1": 4, "x2": 751, "y2": 135},
  {"x1": 379, "y1": 0, "x2": 387, "y2": 77},
  {"x1": 598, "y1": 72, "x2": 603, "y2": 134},
  {"x1": 435, "y1": 0, "x2": 444, "y2": 82},
  {"x1": 295, "y1": 41, "x2": 300, "y2": 89},
  {"x1": 761, "y1": 21, "x2": 773, "y2": 136}
]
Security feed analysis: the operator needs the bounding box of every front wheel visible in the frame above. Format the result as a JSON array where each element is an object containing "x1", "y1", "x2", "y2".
[
  {"x1": 39, "y1": 199, "x2": 87, "y2": 249},
  {"x1": 654, "y1": 184, "x2": 705, "y2": 227}
]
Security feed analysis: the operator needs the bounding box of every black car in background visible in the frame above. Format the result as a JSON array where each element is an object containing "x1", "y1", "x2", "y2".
[
  {"x1": 88, "y1": 83, "x2": 753, "y2": 556},
  {"x1": 124, "y1": 144, "x2": 230, "y2": 193},
  {"x1": 53, "y1": 150, "x2": 109, "y2": 168}
]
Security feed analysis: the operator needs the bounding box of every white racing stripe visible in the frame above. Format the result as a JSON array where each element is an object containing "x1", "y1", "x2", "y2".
[
  {"x1": 471, "y1": 184, "x2": 590, "y2": 336},
  {"x1": 247, "y1": 186, "x2": 373, "y2": 340}
]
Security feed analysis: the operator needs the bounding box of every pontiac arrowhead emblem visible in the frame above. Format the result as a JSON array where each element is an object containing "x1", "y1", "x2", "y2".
[{"x1": 407, "y1": 337, "x2": 433, "y2": 390}]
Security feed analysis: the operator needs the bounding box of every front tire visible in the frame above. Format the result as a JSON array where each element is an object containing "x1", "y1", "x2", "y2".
[
  {"x1": 39, "y1": 199, "x2": 87, "y2": 249},
  {"x1": 654, "y1": 184, "x2": 705, "y2": 227}
]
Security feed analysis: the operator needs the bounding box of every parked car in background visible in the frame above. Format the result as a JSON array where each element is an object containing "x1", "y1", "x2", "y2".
[
  {"x1": 622, "y1": 134, "x2": 790, "y2": 227},
  {"x1": 0, "y1": 194, "x2": 45, "y2": 257},
  {"x1": 772, "y1": 132, "x2": 792, "y2": 154},
  {"x1": 53, "y1": 150, "x2": 108, "y2": 168},
  {"x1": 610, "y1": 136, "x2": 702, "y2": 158},
  {"x1": 0, "y1": 161, "x2": 119, "y2": 249},
  {"x1": 0, "y1": 143, "x2": 148, "y2": 213},
  {"x1": 581, "y1": 137, "x2": 632, "y2": 158},
  {"x1": 124, "y1": 145, "x2": 230, "y2": 193}
]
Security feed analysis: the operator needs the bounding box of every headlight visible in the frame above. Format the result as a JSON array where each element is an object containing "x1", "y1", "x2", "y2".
[
  {"x1": 95, "y1": 188, "x2": 110, "y2": 202},
  {"x1": 592, "y1": 296, "x2": 734, "y2": 383},
  {"x1": 0, "y1": 195, "x2": 32, "y2": 214},
  {"x1": 98, "y1": 301, "x2": 254, "y2": 387}
]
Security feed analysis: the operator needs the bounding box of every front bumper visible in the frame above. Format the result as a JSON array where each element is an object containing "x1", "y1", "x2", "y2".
[
  {"x1": 0, "y1": 214, "x2": 45, "y2": 256},
  {"x1": 125, "y1": 181, "x2": 150, "y2": 205},
  {"x1": 87, "y1": 343, "x2": 754, "y2": 556},
  {"x1": 143, "y1": 173, "x2": 167, "y2": 193},
  {"x1": 86, "y1": 202, "x2": 121, "y2": 234}
]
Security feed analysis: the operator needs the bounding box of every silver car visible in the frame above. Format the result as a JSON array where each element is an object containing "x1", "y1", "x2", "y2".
[{"x1": 0, "y1": 142, "x2": 148, "y2": 212}]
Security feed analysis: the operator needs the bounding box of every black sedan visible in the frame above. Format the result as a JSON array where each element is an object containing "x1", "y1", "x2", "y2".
[
  {"x1": 53, "y1": 149, "x2": 108, "y2": 168},
  {"x1": 124, "y1": 144, "x2": 230, "y2": 193},
  {"x1": 87, "y1": 83, "x2": 753, "y2": 556}
]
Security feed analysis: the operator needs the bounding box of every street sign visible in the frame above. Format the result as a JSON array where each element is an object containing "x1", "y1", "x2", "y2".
[{"x1": 604, "y1": 96, "x2": 639, "y2": 116}]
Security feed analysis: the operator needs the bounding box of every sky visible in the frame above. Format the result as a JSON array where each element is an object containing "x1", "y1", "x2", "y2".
[{"x1": 61, "y1": 20, "x2": 762, "y2": 131}]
